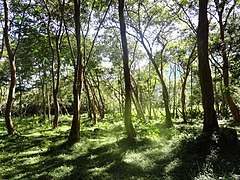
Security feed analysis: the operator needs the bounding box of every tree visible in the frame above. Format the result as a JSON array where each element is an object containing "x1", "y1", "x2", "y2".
[
  {"x1": 118, "y1": 0, "x2": 136, "y2": 139},
  {"x1": 197, "y1": 0, "x2": 218, "y2": 132},
  {"x1": 43, "y1": 0, "x2": 64, "y2": 128},
  {"x1": 68, "y1": 0, "x2": 84, "y2": 142},
  {"x1": 3, "y1": 0, "x2": 16, "y2": 135},
  {"x1": 125, "y1": 1, "x2": 173, "y2": 127},
  {"x1": 213, "y1": 0, "x2": 240, "y2": 123}
]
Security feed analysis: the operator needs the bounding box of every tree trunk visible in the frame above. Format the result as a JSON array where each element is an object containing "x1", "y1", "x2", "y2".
[
  {"x1": 53, "y1": 31, "x2": 62, "y2": 128},
  {"x1": 46, "y1": 83, "x2": 51, "y2": 121},
  {"x1": 84, "y1": 78, "x2": 97, "y2": 125},
  {"x1": 119, "y1": 0, "x2": 136, "y2": 139},
  {"x1": 172, "y1": 64, "x2": 177, "y2": 119},
  {"x1": 42, "y1": 62, "x2": 47, "y2": 121},
  {"x1": 181, "y1": 48, "x2": 196, "y2": 123},
  {"x1": 190, "y1": 65, "x2": 193, "y2": 120},
  {"x1": 181, "y1": 77, "x2": 187, "y2": 123},
  {"x1": 131, "y1": 76, "x2": 146, "y2": 122},
  {"x1": 197, "y1": 0, "x2": 218, "y2": 132},
  {"x1": 215, "y1": 0, "x2": 240, "y2": 122},
  {"x1": 44, "y1": 0, "x2": 63, "y2": 128},
  {"x1": 95, "y1": 73, "x2": 105, "y2": 119},
  {"x1": 68, "y1": 0, "x2": 83, "y2": 142},
  {"x1": 139, "y1": 36, "x2": 172, "y2": 126},
  {"x1": 4, "y1": 0, "x2": 15, "y2": 135}
]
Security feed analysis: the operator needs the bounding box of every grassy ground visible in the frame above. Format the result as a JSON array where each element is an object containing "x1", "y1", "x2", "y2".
[{"x1": 1, "y1": 115, "x2": 240, "y2": 179}]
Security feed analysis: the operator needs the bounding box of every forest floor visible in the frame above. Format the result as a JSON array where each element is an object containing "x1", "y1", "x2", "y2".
[{"x1": 1, "y1": 114, "x2": 240, "y2": 180}]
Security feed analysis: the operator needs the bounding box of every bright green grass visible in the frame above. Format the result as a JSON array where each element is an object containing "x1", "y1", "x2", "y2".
[{"x1": 0, "y1": 115, "x2": 240, "y2": 179}]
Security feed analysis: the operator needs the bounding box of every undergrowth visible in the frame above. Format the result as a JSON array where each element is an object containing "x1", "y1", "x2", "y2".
[{"x1": 0, "y1": 115, "x2": 240, "y2": 179}]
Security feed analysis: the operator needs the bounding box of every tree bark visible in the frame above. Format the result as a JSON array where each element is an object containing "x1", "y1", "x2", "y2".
[
  {"x1": 68, "y1": 0, "x2": 83, "y2": 142},
  {"x1": 118, "y1": 0, "x2": 136, "y2": 139},
  {"x1": 197, "y1": 0, "x2": 218, "y2": 132},
  {"x1": 4, "y1": 0, "x2": 15, "y2": 135}
]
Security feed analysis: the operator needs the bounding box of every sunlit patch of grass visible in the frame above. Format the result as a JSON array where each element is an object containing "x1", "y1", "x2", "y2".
[
  {"x1": 24, "y1": 132, "x2": 42, "y2": 137},
  {"x1": 87, "y1": 162, "x2": 114, "y2": 178},
  {"x1": 49, "y1": 165, "x2": 74, "y2": 178},
  {"x1": 21, "y1": 155, "x2": 41, "y2": 165},
  {"x1": 123, "y1": 150, "x2": 156, "y2": 170}
]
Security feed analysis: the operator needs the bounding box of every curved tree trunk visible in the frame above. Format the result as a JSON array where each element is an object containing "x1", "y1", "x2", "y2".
[
  {"x1": 214, "y1": 0, "x2": 240, "y2": 122},
  {"x1": 198, "y1": 0, "x2": 218, "y2": 132},
  {"x1": 119, "y1": 0, "x2": 136, "y2": 139},
  {"x1": 4, "y1": 0, "x2": 15, "y2": 135}
]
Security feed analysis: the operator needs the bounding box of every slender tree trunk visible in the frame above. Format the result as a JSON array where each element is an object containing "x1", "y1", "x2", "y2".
[
  {"x1": 132, "y1": 86, "x2": 146, "y2": 122},
  {"x1": 190, "y1": 65, "x2": 193, "y2": 120},
  {"x1": 148, "y1": 63, "x2": 152, "y2": 119},
  {"x1": 84, "y1": 78, "x2": 97, "y2": 125},
  {"x1": 139, "y1": 37, "x2": 172, "y2": 126},
  {"x1": 172, "y1": 64, "x2": 177, "y2": 119},
  {"x1": 46, "y1": 83, "x2": 51, "y2": 121},
  {"x1": 44, "y1": 0, "x2": 63, "y2": 128},
  {"x1": 68, "y1": 0, "x2": 83, "y2": 142},
  {"x1": 118, "y1": 0, "x2": 136, "y2": 139},
  {"x1": 181, "y1": 77, "x2": 187, "y2": 123},
  {"x1": 214, "y1": 0, "x2": 240, "y2": 122},
  {"x1": 131, "y1": 76, "x2": 146, "y2": 122},
  {"x1": 53, "y1": 30, "x2": 62, "y2": 128},
  {"x1": 18, "y1": 74, "x2": 23, "y2": 119},
  {"x1": 4, "y1": 0, "x2": 15, "y2": 135},
  {"x1": 42, "y1": 62, "x2": 47, "y2": 121},
  {"x1": 181, "y1": 48, "x2": 196, "y2": 123},
  {"x1": 95, "y1": 73, "x2": 105, "y2": 119},
  {"x1": 148, "y1": 53, "x2": 172, "y2": 127},
  {"x1": 197, "y1": 0, "x2": 218, "y2": 132},
  {"x1": 88, "y1": 78, "x2": 101, "y2": 120}
]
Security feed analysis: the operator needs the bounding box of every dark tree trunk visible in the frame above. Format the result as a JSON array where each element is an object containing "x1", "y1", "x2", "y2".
[
  {"x1": 68, "y1": 0, "x2": 83, "y2": 142},
  {"x1": 197, "y1": 0, "x2": 218, "y2": 132},
  {"x1": 4, "y1": 0, "x2": 15, "y2": 135},
  {"x1": 118, "y1": 0, "x2": 136, "y2": 139}
]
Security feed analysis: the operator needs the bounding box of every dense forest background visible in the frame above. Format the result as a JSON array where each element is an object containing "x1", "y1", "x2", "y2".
[{"x1": 1, "y1": 0, "x2": 240, "y2": 179}]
